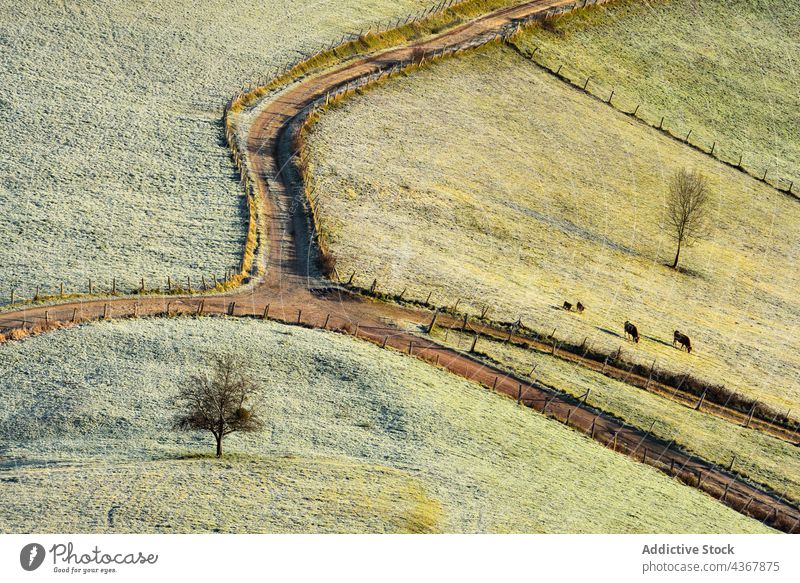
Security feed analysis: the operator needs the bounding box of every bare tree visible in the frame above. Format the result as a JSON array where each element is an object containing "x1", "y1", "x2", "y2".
[
  {"x1": 663, "y1": 167, "x2": 711, "y2": 269},
  {"x1": 174, "y1": 354, "x2": 265, "y2": 457}
]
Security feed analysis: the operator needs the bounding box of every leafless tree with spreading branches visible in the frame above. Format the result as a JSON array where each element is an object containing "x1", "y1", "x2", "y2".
[
  {"x1": 174, "y1": 354, "x2": 265, "y2": 457},
  {"x1": 663, "y1": 167, "x2": 711, "y2": 270}
]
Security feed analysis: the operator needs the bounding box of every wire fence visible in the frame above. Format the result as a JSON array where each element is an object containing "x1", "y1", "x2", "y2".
[
  {"x1": 2, "y1": 294, "x2": 797, "y2": 533},
  {"x1": 506, "y1": 16, "x2": 798, "y2": 199}
]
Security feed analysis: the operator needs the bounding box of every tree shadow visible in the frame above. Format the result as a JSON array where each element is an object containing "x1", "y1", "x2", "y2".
[{"x1": 662, "y1": 262, "x2": 705, "y2": 279}]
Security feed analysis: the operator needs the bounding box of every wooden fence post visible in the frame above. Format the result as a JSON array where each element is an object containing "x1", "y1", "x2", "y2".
[
  {"x1": 695, "y1": 389, "x2": 707, "y2": 411},
  {"x1": 324, "y1": 314, "x2": 330, "y2": 329},
  {"x1": 427, "y1": 310, "x2": 438, "y2": 334},
  {"x1": 297, "y1": 309, "x2": 302, "y2": 324},
  {"x1": 745, "y1": 402, "x2": 756, "y2": 427},
  {"x1": 262, "y1": 304, "x2": 270, "y2": 320},
  {"x1": 89, "y1": 279, "x2": 93, "y2": 294},
  {"x1": 469, "y1": 335, "x2": 478, "y2": 353},
  {"x1": 60, "y1": 282, "x2": 64, "y2": 297}
]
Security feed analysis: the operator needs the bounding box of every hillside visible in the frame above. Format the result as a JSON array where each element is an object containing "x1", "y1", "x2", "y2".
[
  {"x1": 0, "y1": 0, "x2": 436, "y2": 302},
  {"x1": 305, "y1": 45, "x2": 800, "y2": 412},
  {"x1": 513, "y1": 0, "x2": 800, "y2": 183},
  {"x1": 0, "y1": 317, "x2": 770, "y2": 533}
]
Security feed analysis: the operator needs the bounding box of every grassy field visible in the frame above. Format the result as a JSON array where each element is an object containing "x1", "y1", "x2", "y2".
[
  {"x1": 435, "y1": 327, "x2": 800, "y2": 502},
  {"x1": 513, "y1": 0, "x2": 800, "y2": 183},
  {"x1": 0, "y1": 317, "x2": 771, "y2": 533},
  {"x1": 0, "y1": 0, "x2": 437, "y2": 302},
  {"x1": 305, "y1": 45, "x2": 800, "y2": 413}
]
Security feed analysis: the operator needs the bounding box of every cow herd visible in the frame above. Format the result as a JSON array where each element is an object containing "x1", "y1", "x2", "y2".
[
  {"x1": 563, "y1": 301, "x2": 693, "y2": 354},
  {"x1": 624, "y1": 321, "x2": 692, "y2": 353}
]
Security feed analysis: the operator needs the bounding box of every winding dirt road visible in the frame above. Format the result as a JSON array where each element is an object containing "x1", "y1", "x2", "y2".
[{"x1": 1, "y1": 0, "x2": 798, "y2": 532}]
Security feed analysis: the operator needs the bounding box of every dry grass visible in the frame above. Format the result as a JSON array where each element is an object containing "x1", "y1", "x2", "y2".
[
  {"x1": 0, "y1": 0, "x2": 442, "y2": 301},
  {"x1": 305, "y1": 45, "x2": 800, "y2": 413},
  {"x1": 512, "y1": 0, "x2": 800, "y2": 184},
  {"x1": 0, "y1": 317, "x2": 772, "y2": 533},
  {"x1": 434, "y1": 327, "x2": 800, "y2": 502}
]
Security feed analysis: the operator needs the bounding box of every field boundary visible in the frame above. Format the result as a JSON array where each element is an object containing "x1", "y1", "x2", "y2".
[
  {"x1": 1, "y1": 0, "x2": 797, "y2": 532},
  {"x1": 337, "y1": 277, "x2": 800, "y2": 441},
  {"x1": 3, "y1": 298, "x2": 797, "y2": 532},
  {"x1": 505, "y1": 20, "x2": 798, "y2": 200}
]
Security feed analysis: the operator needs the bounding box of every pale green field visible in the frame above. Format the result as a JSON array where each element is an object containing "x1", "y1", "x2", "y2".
[
  {"x1": 305, "y1": 45, "x2": 800, "y2": 413},
  {"x1": 435, "y1": 327, "x2": 800, "y2": 502},
  {"x1": 514, "y1": 0, "x2": 800, "y2": 182},
  {"x1": 0, "y1": 318, "x2": 770, "y2": 533},
  {"x1": 0, "y1": 0, "x2": 437, "y2": 301}
]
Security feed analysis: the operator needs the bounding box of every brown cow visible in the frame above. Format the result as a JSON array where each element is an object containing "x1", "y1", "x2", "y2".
[
  {"x1": 624, "y1": 321, "x2": 640, "y2": 343},
  {"x1": 563, "y1": 301, "x2": 573, "y2": 311},
  {"x1": 576, "y1": 302, "x2": 585, "y2": 313},
  {"x1": 673, "y1": 330, "x2": 692, "y2": 353}
]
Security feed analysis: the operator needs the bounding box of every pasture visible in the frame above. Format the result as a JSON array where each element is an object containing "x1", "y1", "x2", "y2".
[
  {"x1": 435, "y1": 327, "x2": 800, "y2": 502},
  {"x1": 305, "y1": 45, "x2": 800, "y2": 413},
  {"x1": 513, "y1": 0, "x2": 800, "y2": 183},
  {"x1": 0, "y1": 0, "x2": 436, "y2": 302},
  {"x1": 0, "y1": 317, "x2": 770, "y2": 533}
]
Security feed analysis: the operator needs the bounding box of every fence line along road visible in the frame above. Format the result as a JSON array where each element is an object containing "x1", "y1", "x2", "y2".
[{"x1": 0, "y1": 0, "x2": 797, "y2": 533}]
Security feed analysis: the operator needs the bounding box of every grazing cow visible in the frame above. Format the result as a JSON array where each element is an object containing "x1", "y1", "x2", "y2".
[
  {"x1": 673, "y1": 330, "x2": 692, "y2": 353},
  {"x1": 576, "y1": 302, "x2": 585, "y2": 313},
  {"x1": 624, "y1": 320, "x2": 640, "y2": 343},
  {"x1": 562, "y1": 301, "x2": 573, "y2": 311}
]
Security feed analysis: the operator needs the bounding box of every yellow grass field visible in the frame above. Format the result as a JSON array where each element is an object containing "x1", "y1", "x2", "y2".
[
  {"x1": 513, "y1": 0, "x2": 800, "y2": 183},
  {"x1": 0, "y1": 317, "x2": 771, "y2": 533},
  {"x1": 434, "y1": 327, "x2": 800, "y2": 502},
  {"x1": 305, "y1": 45, "x2": 800, "y2": 413}
]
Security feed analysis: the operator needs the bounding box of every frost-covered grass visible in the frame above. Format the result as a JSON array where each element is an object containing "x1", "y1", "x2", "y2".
[
  {"x1": 435, "y1": 328, "x2": 800, "y2": 502},
  {"x1": 0, "y1": 0, "x2": 436, "y2": 301},
  {"x1": 0, "y1": 317, "x2": 771, "y2": 533},
  {"x1": 513, "y1": 0, "x2": 800, "y2": 182},
  {"x1": 305, "y1": 46, "x2": 800, "y2": 413}
]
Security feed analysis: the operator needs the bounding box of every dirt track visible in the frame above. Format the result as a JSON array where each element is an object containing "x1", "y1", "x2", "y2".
[{"x1": 1, "y1": 0, "x2": 798, "y2": 532}]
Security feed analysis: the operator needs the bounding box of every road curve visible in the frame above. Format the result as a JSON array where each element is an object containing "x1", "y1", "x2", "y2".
[{"x1": 1, "y1": 0, "x2": 798, "y2": 532}]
